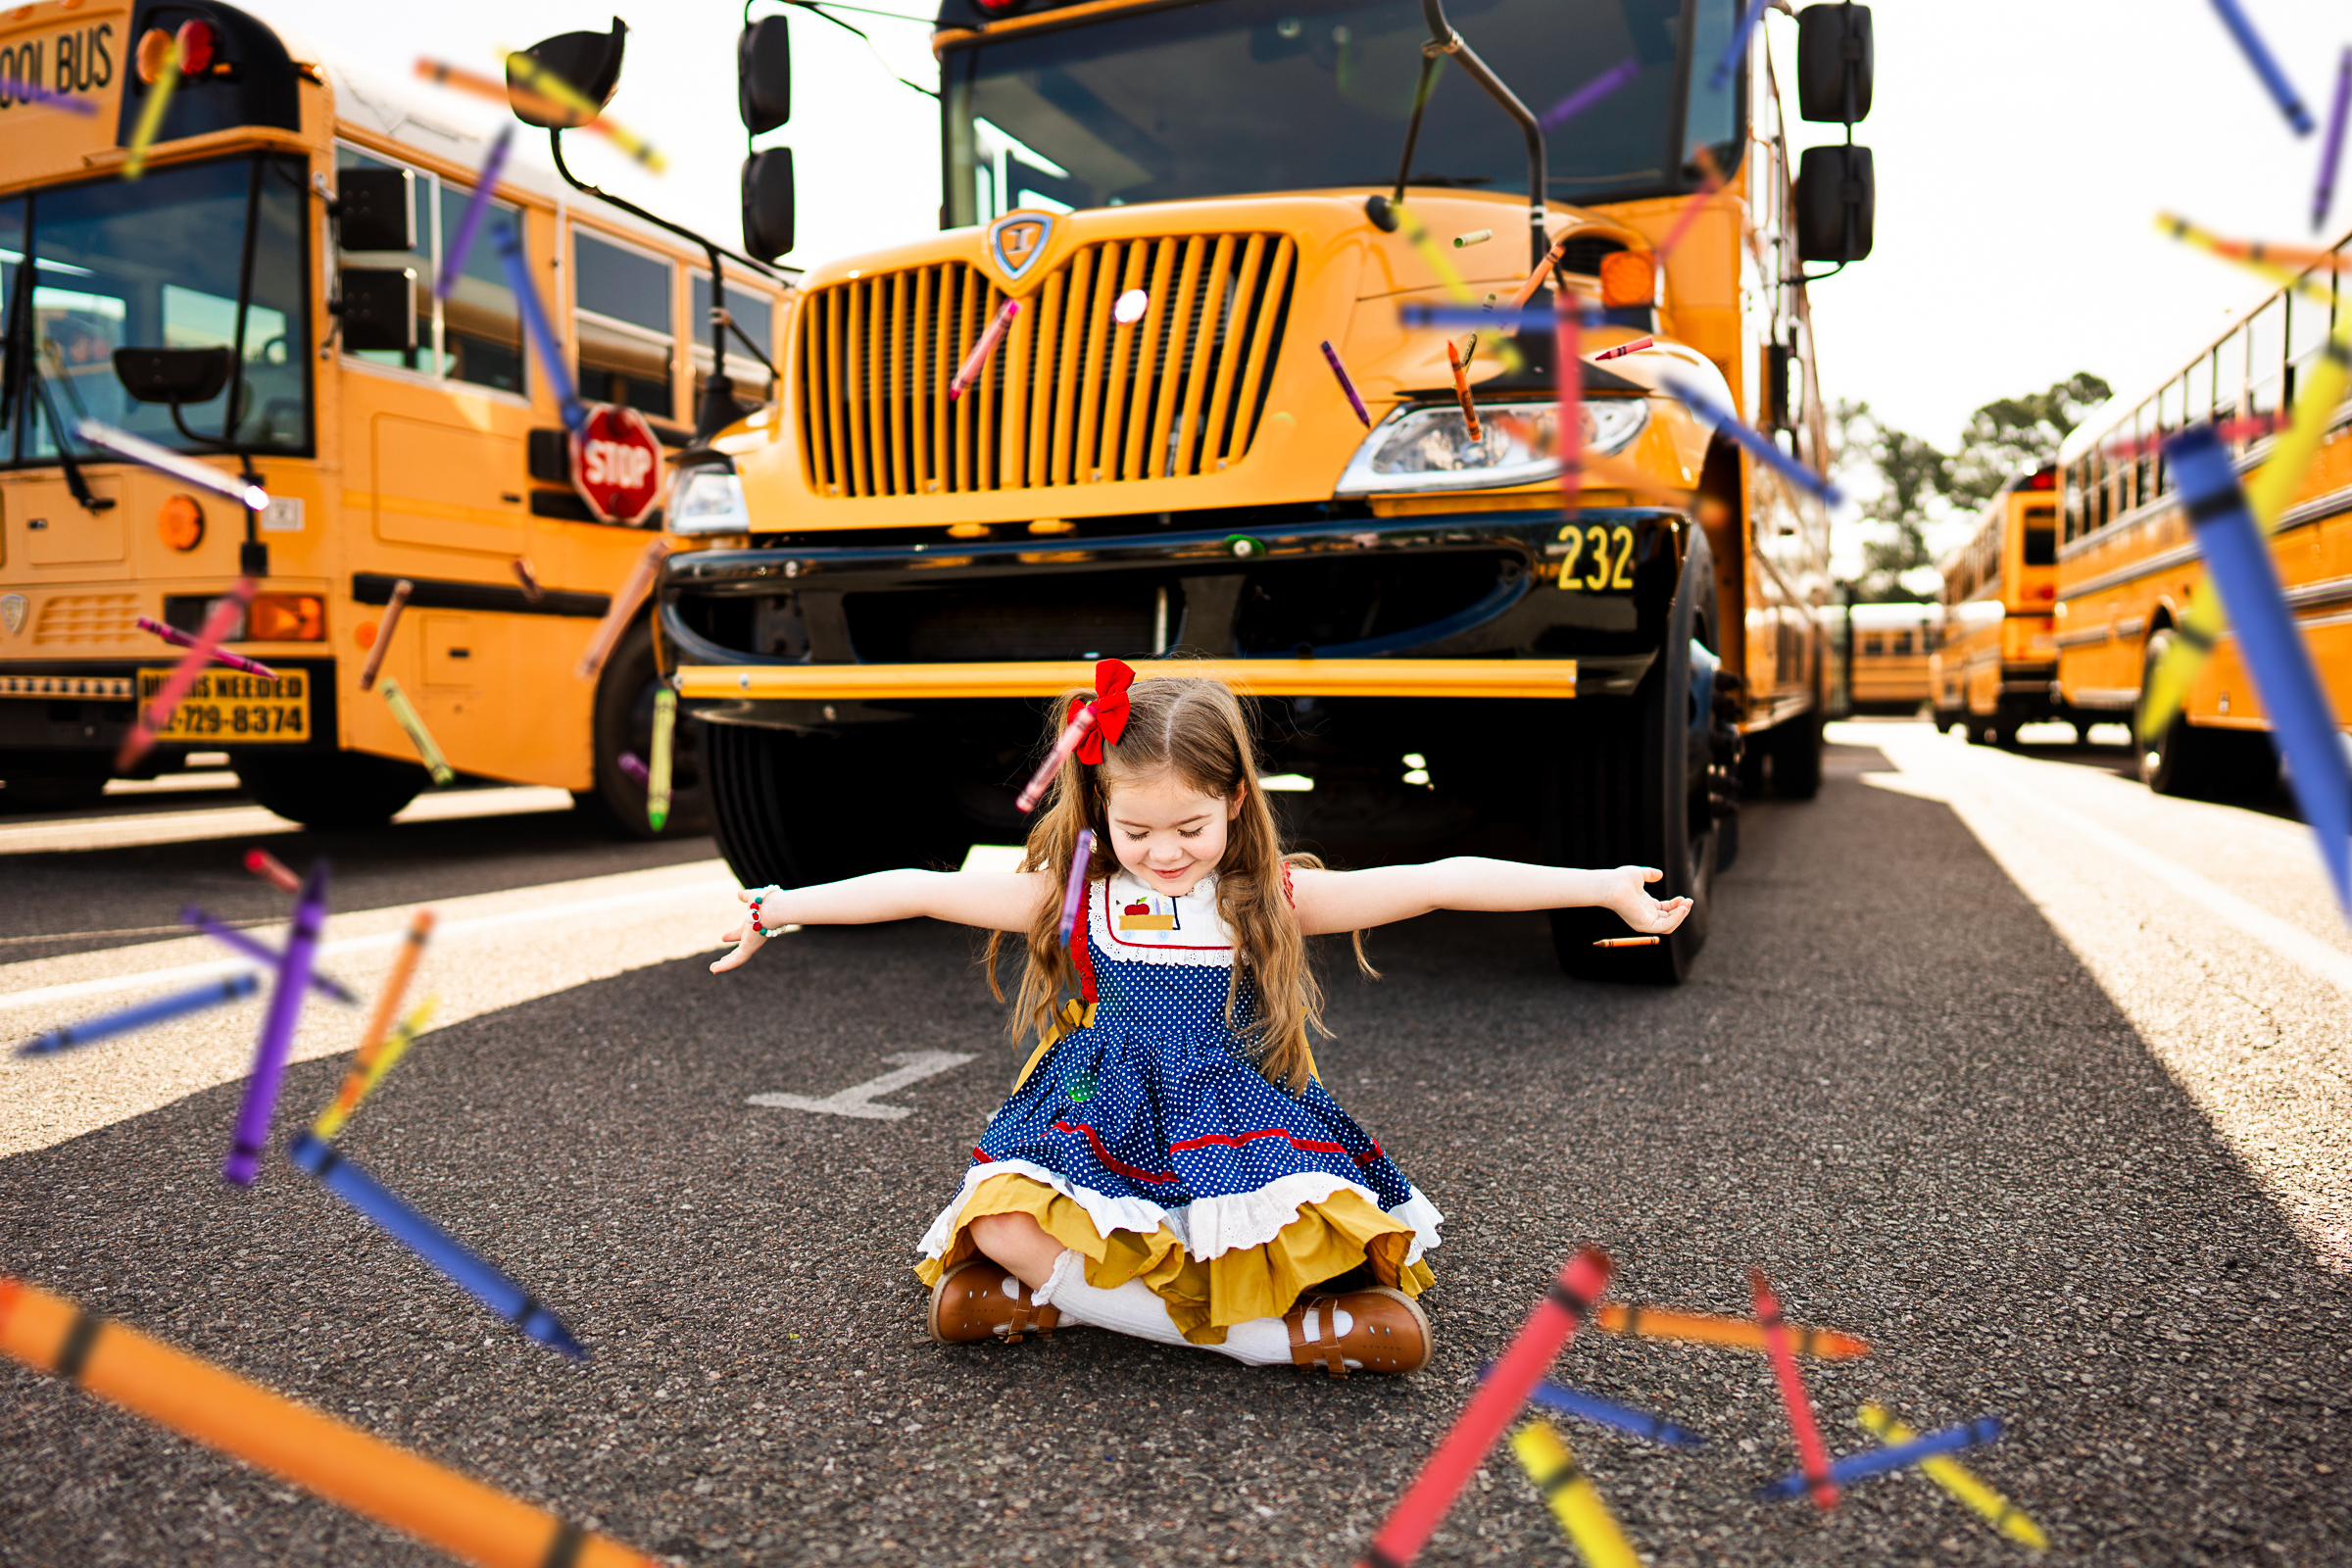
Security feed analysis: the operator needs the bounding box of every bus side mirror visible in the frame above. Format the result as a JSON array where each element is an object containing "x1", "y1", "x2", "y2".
[
  {"x1": 1795, "y1": 3, "x2": 1872, "y2": 122},
  {"x1": 510, "y1": 18, "x2": 628, "y2": 128},
  {"x1": 114, "y1": 347, "x2": 231, "y2": 405},
  {"x1": 739, "y1": 15, "x2": 790, "y2": 133},
  {"x1": 742, "y1": 149, "x2": 795, "y2": 264},
  {"x1": 1794, "y1": 145, "x2": 1873, "y2": 262},
  {"x1": 335, "y1": 167, "x2": 415, "y2": 253},
  {"x1": 335, "y1": 269, "x2": 421, "y2": 353}
]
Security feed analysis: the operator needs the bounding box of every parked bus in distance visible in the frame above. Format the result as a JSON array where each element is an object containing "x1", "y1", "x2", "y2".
[
  {"x1": 0, "y1": 1, "x2": 788, "y2": 830},
  {"x1": 2052, "y1": 237, "x2": 2350, "y2": 798},
  {"x1": 1930, "y1": 466, "x2": 2061, "y2": 745},
  {"x1": 662, "y1": 0, "x2": 1884, "y2": 983},
  {"x1": 1846, "y1": 601, "x2": 1937, "y2": 714}
]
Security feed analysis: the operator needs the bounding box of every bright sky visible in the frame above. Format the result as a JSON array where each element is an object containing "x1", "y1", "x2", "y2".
[{"x1": 271, "y1": 0, "x2": 2340, "y2": 564}]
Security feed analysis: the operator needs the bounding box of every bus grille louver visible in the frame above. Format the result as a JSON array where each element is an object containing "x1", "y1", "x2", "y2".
[{"x1": 796, "y1": 233, "x2": 1297, "y2": 498}]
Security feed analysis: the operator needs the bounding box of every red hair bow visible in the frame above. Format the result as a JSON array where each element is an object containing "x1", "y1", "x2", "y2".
[{"x1": 1074, "y1": 659, "x2": 1134, "y2": 763}]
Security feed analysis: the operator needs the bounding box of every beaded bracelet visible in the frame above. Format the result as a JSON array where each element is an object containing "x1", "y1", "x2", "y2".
[{"x1": 746, "y1": 885, "x2": 784, "y2": 936}]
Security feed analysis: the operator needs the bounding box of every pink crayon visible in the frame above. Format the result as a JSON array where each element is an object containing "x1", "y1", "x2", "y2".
[
  {"x1": 1320, "y1": 340, "x2": 1371, "y2": 427},
  {"x1": 1014, "y1": 704, "x2": 1097, "y2": 813},
  {"x1": 1058, "y1": 829, "x2": 1095, "y2": 945},
  {"x1": 950, "y1": 300, "x2": 1021, "y2": 401},
  {"x1": 137, "y1": 615, "x2": 277, "y2": 678},
  {"x1": 617, "y1": 753, "x2": 650, "y2": 785},
  {"x1": 119, "y1": 578, "x2": 257, "y2": 770}
]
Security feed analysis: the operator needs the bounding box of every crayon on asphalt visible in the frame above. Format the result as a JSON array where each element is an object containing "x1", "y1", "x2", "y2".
[
  {"x1": 378, "y1": 679, "x2": 457, "y2": 787},
  {"x1": 0, "y1": 1277, "x2": 647, "y2": 1567},
  {"x1": 1492, "y1": 1367, "x2": 1705, "y2": 1447},
  {"x1": 122, "y1": 37, "x2": 181, "y2": 178},
  {"x1": 1508, "y1": 1421, "x2": 1642, "y2": 1568},
  {"x1": 1752, "y1": 1268, "x2": 1838, "y2": 1509},
  {"x1": 117, "y1": 576, "x2": 258, "y2": 770},
  {"x1": 287, "y1": 1132, "x2": 586, "y2": 1358},
  {"x1": 349, "y1": 909, "x2": 435, "y2": 1082},
  {"x1": 181, "y1": 906, "x2": 358, "y2": 1005},
  {"x1": 437, "y1": 123, "x2": 513, "y2": 300},
  {"x1": 1541, "y1": 56, "x2": 1639, "y2": 131},
  {"x1": 950, "y1": 299, "x2": 1022, "y2": 401},
  {"x1": 313, "y1": 998, "x2": 436, "y2": 1141},
  {"x1": 136, "y1": 615, "x2": 276, "y2": 678},
  {"x1": 1761, "y1": 1415, "x2": 2004, "y2": 1498},
  {"x1": 1059, "y1": 829, "x2": 1096, "y2": 946},
  {"x1": 1592, "y1": 936, "x2": 1660, "y2": 948},
  {"x1": 575, "y1": 537, "x2": 671, "y2": 681},
  {"x1": 1661, "y1": 375, "x2": 1846, "y2": 506},
  {"x1": 1594, "y1": 1299, "x2": 1871, "y2": 1356},
  {"x1": 2206, "y1": 0, "x2": 2313, "y2": 135},
  {"x1": 358, "y1": 578, "x2": 411, "y2": 692},
  {"x1": 16, "y1": 974, "x2": 261, "y2": 1057},
  {"x1": 648, "y1": 687, "x2": 676, "y2": 832},
  {"x1": 1320, "y1": 341, "x2": 1372, "y2": 428},
  {"x1": 2319, "y1": 50, "x2": 2352, "y2": 231},
  {"x1": 0, "y1": 73, "x2": 98, "y2": 114},
  {"x1": 1859, "y1": 1402, "x2": 2047, "y2": 1550},
  {"x1": 1354, "y1": 1247, "x2": 1612, "y2": 1568},
  {"x1": 245, "y1": 847, "x2": 300, "y2": 894},
  {"x1": 223, "y1": 858, "x2": 328, "y2": 1186},
  {"x1": 496, "y1": 221, "x2": 587, "y2": 430},
  {"x1": 1710, "y1": 0, "x2": 1770, "y2": 90}
]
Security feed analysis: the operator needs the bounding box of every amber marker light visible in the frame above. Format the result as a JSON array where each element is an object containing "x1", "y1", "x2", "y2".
[
  {"x1": 157, "y1": 494, "x2": 204, "y2": 552},
  {"x1": 134, "y1": 25, "x2": 174, "y2": 82},
  {"x1": 249, "y1": 593, "x2": 324, "y2": 642},
  {"x1": 1597, "y1": 251, "x2": 1656, "y2": 310}
]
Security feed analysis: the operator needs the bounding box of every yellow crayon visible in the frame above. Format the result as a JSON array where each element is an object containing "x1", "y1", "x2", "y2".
[
  {"x1": 1509, "y1": 1420, "x2": 1642, "y2": 1568},
  {"x1": 378, "y1": 678, "x2": 456, "y2": 786},
  {"x1": 1858, "y1": 1403, "x2": 2045, "y2": 1551},
  {"x1": 122, "y1": 39, "x2": 180, "y2": 179},
  {"x1": 502, "y1": 50, "x2": 665, "y2": 172},
  {"x1": 313, "y1": 997, "x2": 436, "y2": 1140}
]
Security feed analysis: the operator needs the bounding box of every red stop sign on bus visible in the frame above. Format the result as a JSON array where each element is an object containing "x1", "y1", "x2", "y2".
[{"x1": 569, "y1": 404, "x2": 663, "y2": 525}]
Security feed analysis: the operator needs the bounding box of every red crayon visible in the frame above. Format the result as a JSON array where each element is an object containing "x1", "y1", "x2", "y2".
[
  {"x1": 1355, "y1": 1247, "x2": 1612, "y2": 1568},
  {"x1": 1592, "y1": 336, "x2": 1654, "y2": 362},
  {"x1": 244, "y1": 848, "x2": 300, "y2": 895},
  {"x1": 1752, "y1": 1268, "x2": 1838, "y2": 1510}
]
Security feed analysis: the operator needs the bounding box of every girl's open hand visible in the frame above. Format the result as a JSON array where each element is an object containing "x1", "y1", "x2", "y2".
[
  {"x1": 1604, "y1": 866, "x2": 1693, "y2": 935},
  {"x1": 710, "y1": 888, "x2": 769, "y2": 974}
]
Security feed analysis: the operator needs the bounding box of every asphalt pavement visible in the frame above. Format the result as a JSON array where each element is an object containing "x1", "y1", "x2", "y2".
[{"x1": 1, "y1": 724, "x2": 2347, "y2": 1567}]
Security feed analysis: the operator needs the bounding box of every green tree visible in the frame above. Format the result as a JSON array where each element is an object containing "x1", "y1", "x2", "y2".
[
  {"x1": 1830, "y1": 398, "x2": 1948, "y2": 599},
  {"x1": 1943, "y1": 371, "x2": 2113, "y2": 509}
]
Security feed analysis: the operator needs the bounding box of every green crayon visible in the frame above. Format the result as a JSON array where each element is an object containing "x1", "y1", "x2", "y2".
[
  {"x1": 377, "y1": 679, "x2": 455, "y2": 787},
  {"x1": 648, "y1": 686, "x2": 675, "y2": 832}
]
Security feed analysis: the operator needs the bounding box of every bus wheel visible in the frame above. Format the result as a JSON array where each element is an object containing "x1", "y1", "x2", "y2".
[
  {"x1": 703, "y1": 722, "x2": 971, "y2": 889},
  {"x1": 576, "y1": 620, "x2": 710, "y2": 840},
  {"x1": 1542, "y1": 533, "x2": 1716, "y2": 984},
  {"x1": 235, "y1": 751, "x2": 428, "y2": 829},
  {"x1": 1767, "y1": 710, "x2": 1824, "y2": 799}
]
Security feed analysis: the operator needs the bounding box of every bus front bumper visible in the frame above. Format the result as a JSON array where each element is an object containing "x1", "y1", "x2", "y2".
[{"x1": 671, "y1": 657, "x2": 1577, "y2": 707}]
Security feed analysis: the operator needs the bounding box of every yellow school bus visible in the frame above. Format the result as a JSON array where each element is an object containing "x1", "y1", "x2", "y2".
[
  {"x1": 1930, "y1": 466, "x2": 2060, "y2": 744},
  {"x1": 2054, "y1": 240, "x2": 2350, "y2": 797},
  {"x1": 1846, "y1": 600, "x2": 1936, "y2": 713},
  {"x1": 0, "y1": 0, "x2": 788, "y2": 829}
]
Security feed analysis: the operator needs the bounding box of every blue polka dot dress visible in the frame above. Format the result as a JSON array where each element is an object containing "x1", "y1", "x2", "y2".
[{"x1": 916, "y1": 869, "x2": 1443, "y2": 1340}]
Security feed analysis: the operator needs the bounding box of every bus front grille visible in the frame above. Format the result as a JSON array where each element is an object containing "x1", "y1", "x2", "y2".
[{"x1": 796, "y1": 233, "x2": 1297, "y2": 499}]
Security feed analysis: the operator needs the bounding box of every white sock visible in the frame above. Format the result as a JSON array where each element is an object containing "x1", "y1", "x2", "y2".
[{"x1": 1030, "y1": 1250, "x2": 1349, "y2": 1367}]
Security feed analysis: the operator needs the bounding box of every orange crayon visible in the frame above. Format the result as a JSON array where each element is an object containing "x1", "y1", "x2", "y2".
[
  {"x1": 1445, "y1": 337, "x2": 1483, "y2": 441},
  {"x1": 1594, "y1": 1300, "x2": 1871, "y2": 1358},
  {"x1": 1592, "y1": 936, "x2": 1660, "y2": 948},
  {"x1": 0, "y1": 1277, "x2": 651, "y2": 1568},
  {"x1": 316, "y1": 909, "x2": 435, "y2": 1138}
]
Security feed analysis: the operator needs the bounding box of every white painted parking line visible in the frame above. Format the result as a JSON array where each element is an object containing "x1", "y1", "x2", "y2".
[
  {"x1": 747, "y1": 1052, "x2": 976, "y2": 1120},
  {"x1": 0, "y1": 785, "x2": 577, "y2": 857}
]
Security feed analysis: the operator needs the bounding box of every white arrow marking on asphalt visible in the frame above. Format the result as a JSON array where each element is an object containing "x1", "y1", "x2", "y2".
[{"x1": 747, "y1": 1052, "x2": 975, "y2": 1120}]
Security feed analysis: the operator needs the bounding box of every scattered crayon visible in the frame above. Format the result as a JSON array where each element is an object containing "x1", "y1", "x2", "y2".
[
  {"x1": 1858, "y1": 1402, "x2": 2047, "y2": 1550},
  {"x1": 1658, "y1": 145, "x2": 1727, "y2": 264},
  {"x1": 1557, "y1": 293, "x2": 1583, "y2": 514},
  {"x1": 15, "y1": 974, "x2": 261, "y2": 1057},
  {"x1": 358, "y1": 578, "x2": 412, "y2": 692},
  {"x1": 1752, "y1": 1269, "x2": 1838, "y2": 1509},
  {"x1": 0, "y1": 1277, "x2": 646, "y2": 1566},
  {"x1": 1510, "y1": 234, "x2": 1571, "y2": 310},
  {"x1": 1710, "y1": 0, "x2": 1771, "y2": 91},
  {"x1": 122, "y1": 37, "x2": 181, "y2": 179},
  {"x1": 313, "y1": 998, "x2": 437, "y2": 1141},
  {"x1": 575, "y1": 537, "x2": 670, "y2": 681},
  {"x1": 378, "y1": 679, "x2": 457, "y2": 787},
  {"x1": 1400, "y1": 303, "x2": 1604, "y2": 333},
  {"x1": 436, "y1": 123, "x2": 513, "y2": 301},
  {"x1": 1320, "y1": 340, "x2": 1372, "y2": 428},
  {"x1": 617, "y1": 751, "x2": 650, "y2": 785},
  {"x1": 502, "y1": 48, "x2": 667, "y2": 172},
  {"x1": 1509, "y1": 1421, "x2": 1642, "y2": 1568},
  {"x1": 286, "y1": 1132, "x2": 587, "y2": 1358},
  {"x1": 0, "y1": 74, "x2": 98, "y2": 115},
  {"x1": 1592, "y1": 936, "x2": 1660, "y2": 948},
  {"x1": 135, "y1": 615, "x2": 276, "y2": 678},
  {"x1": 950, "y1": 299, "x2": 1021, "y2": 401},
  {"x1": 75, "y1": 418, "x2": 270, "y2": 511},
  {"x1": 495, "y1": 221, "x2": 587, "y2": 430},
  {"x1": 117, "y1": 577, "x2": 257, "y2": 771},
  {"x1": 2155, "y1": 213, "x2": 2333, "y2": 306},
  {"x1": 224, "y1": 859, "x2": 329, "y2": 1187},
  {"x1": 413, "y1": 57, "x2": 631, "y2": 148},
  {"x1": 1445, "y1": 338, "x2": 1483, "y2": 442},
  {"x1": 245, "y1": 847, "x2": 300, "y2": 894},
  {"x1": 1015, "y1": 703, "x2": 1099, "y2": 813},
  {"x1": 1660, "y1": 375, "x2": 1845, "y2": 506},
  {"x1": 2320, "y1": 50, "x2": 2352, "y2": 231},
  {"x1": 647, "y1": 687, "x2": 676, "y2": 832},
  {"x1": 1058, "y1": 829, "x2": 1095, "y2": 945},
  {"x1": 1592, "y1": 336, "x2": 1655, "y2": 362},
  {"x1": 1541, "y1": 57, "x2": 1640, "y2": 132},
  {"x1": 351, "y1": 908, "x2": 435, "y2": 1087},
  {"x1": 1389, "y1": 199, "x2": 1479, "y2": 307},
  {"x1": 511, "y1": 557, "x2": 545, "y2": 604},
  {"x1": 181, "y1": 906, "x2": 358, "y2": 1006},
  {"x1": 2206, "y1": 0, "x2": 2313, "y2": 135},
  {"x1": 1761, "y1": 1416, "x2": 2004, "y2": 1499},
  {"x1": 1354, "y1": 1247, "x2": 1612, "y2": 1568},
  {"x1": 1511, "y1": 1370, "x2": 1706, "y2": 1447},
  {"x1": 1595, "y1": 1299, "x2": 1870, "y2": 1356},
  {"x1": 1453, "y1": 228, "x2": 1493, "y2": 248},
  {"x1": 2167, "y1": 424, "x2": 2352, "y2": 909}
]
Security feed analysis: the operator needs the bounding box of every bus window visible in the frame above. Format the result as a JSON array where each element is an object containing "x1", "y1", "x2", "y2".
[
  {"x1": 573, "y1": 230, "x2": 675, "y2": 419},
  {"x1": 2023, "y1": 506, "x2": 2056, "y2": 565},
  {"x1": 2215, "y1": 321, "x2": 2245, "y2": 420},
  {"x1": 1891, "y1": 631, "x2": 1912, "y2": 656},
  {"x1": 434, "y1": 181, "x2": 523, "y2": 393},
  {"x1": 1862, "y1": 633, "x2": 1883, "y2": 656},
  {"x1": 690, "y1": 270, "x2": 775, "y2": 411},
  {"x1": 2245, "y1": 294, "x2": 2284, "y2": 420},
  {"x1": 2183, "y1": 347, "x2": 2213, "y2": 426}
]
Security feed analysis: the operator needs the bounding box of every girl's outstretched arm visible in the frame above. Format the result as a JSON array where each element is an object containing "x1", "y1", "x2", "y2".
[
  {"x1": 710, "y1": 868, "x2": 1052, "y2": 973},
  {"x1": 1287, "y1": 858, "x2": 1691, "y2": 938}
]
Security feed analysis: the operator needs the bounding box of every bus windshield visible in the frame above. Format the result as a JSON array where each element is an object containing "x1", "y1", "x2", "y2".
[
  {"x1": 0, "y1": 152, "x2": 311, "y2": 469},
  {"x1": 942, "y1": 0, "x2": 1738, "y2": 226}
]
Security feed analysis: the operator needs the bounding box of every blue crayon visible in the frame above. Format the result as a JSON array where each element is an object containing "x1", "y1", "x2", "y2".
[
  {"x1": 16, "y1": 973, "x2": 261, "y2": 1056},
  {"x1": 1541, "y1": 58, "x2": 1639, "y2": 132},
  {"x1": 181, "y1": 906, "x2": 358, "y2": 1006},
  {"x1": 1760, "y1": 1416, "x2": 2004, "y2": 1498},
  {"x1": 1400, "y1": 304, "x2": 1608, "y2": 333},
  {"x1": 2169, "y1": 424, "x2": 2352, "y2": 908},
  {"x1": 1515, "y1": 1371, "x2": 1707, "y2": 1448},
  {"x1": 287, "y1": 1131, "x2": 586, "y2": 1359},
  {"x1": 1709, "y1": 0, "x2": 1771, "y2": 91},
  {"x1": 1660, "y1": 374, "x2": 1846, "y2": 506},
  {"x1": 224, "y1": 859, "x2": 328, "y2": 1187},
  {"x1": 493, "y1": 222, "x2": 586, "y2": 431},
  {"x1": 436, "y1": 123, "x2": 513, "y2": 301},
  {"x1": 2207, "y1": 0, "x2": 2313, "y2": 135}
]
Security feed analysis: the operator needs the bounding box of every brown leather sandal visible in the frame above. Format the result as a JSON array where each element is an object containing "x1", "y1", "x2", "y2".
[
  {"x1": 926, "y1": 1259, "x2": 1063, "y2": 1345},
  {"x1": 1283, "y1": 1286, "x2": 1432, "y2": 1377}
]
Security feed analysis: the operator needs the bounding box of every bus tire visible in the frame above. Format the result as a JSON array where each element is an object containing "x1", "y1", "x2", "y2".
[
  {"x1": 574, "y1": 619, "x2": 710, "y2": 841},
  {"x1": 1767, "y1": 709, "x2": 1824, "y2": 799},
  {"x1": 1542, "y1": 531, "x2": 1717, "y2": 984},
  {"x1": 703, "y1": 721, "x2": 971, "y2": 889},
  {"x1": 235, "y1": 750, "x2": 428, "y2": 829}
]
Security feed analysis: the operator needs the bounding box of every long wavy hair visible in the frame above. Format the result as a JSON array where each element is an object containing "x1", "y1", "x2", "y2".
[{"x1": 984, "y1": 671, "x2": 1373, "y2": 1093}]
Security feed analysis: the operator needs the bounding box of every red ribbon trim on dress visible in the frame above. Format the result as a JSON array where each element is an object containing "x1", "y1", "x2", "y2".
[
  {"x1": 1170, "y1": 1128, "x2": 1385, "y2": 1166},
  {"x1": 1052, "y1": 1119, "x2": 1181, "y2": 1184}
]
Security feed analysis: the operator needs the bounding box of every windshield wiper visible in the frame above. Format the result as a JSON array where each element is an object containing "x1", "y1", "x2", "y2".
[{"x1": 28, "y1": 362, "x2": 116, "y2": 514}]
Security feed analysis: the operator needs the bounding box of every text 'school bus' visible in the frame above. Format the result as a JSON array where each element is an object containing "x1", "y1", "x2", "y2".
[
  {"x1": 659, "y1": 0, "x2": 1883, "y2": 982},
  {"x1": 1930, "y1": 466, "x2": 2060, "y2": 746},
  {"x1": 0, "y1": 1, "x2": 789, "y2": 830},
  {"x1": 2052, "y1": 223, "x2": 2352, "y2": 800},
  {"x1": 1845, "y1": 601, "x2": 1937, "y2": 715}
]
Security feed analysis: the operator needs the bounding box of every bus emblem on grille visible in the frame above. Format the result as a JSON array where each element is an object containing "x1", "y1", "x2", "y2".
[
  {"x1": 0, "y1": 595, "x2": 24, "y2": 637},
  {"x1": 987, "y1": 212, "x2": 1055, "y2": 285}
]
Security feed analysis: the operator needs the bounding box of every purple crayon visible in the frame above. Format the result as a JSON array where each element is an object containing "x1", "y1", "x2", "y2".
[
  {"x1": 1320, "y1": 340, "x2": 1371, "y2": 428},
  {"x1": 1058, "y1": 828, "x2": 1095, "y2": 945},
  {"x1": 616, "y1": 752, "x2": 650, "y2": 785},
  {"x1": 136, "y1": 615, "x2": 277, "y2": 679},
  {"x1": 2317, "y1": 50, "x2": 2351, "y2": 232},
  {"x1": 437, "y1": 123, "x2": 513, "y2": 301},
  {"x1": 0, "y1": 74, "x2": 98, "y2": 115},
  {"x1": 1541, "y1": 57, "x2": 1637, "y2": 132},
  {"x1": 181, "y1": 906, "x2": 358, "y2": 1006},
  {"x1": 223, "y1": 859, "x2": 329, "y2": 1187}
]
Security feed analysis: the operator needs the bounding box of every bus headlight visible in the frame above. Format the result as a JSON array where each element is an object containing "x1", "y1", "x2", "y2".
[
  {"x1": 1334, "y1": 399, "x2": 1650, "y2": 496},
  {"x1": 669, "y1": 464, "x2": 752, "y2": 535}
]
